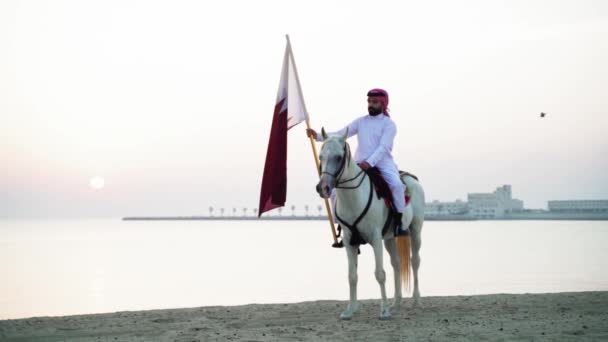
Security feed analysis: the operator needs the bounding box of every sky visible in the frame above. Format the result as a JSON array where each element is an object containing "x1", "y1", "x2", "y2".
[{"x1": 1, "y1": 0, "x2": 607, "y2": 218}]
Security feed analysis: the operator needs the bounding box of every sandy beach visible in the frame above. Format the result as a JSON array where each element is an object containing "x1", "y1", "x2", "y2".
[{"x1": 1, "y1": 291, "x2": 607, "y2": 341}]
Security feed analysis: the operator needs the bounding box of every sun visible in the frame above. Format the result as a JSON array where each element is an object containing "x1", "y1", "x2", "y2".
[{"x1": 90, "y1": 176, "x2": 105, "y2": 190}]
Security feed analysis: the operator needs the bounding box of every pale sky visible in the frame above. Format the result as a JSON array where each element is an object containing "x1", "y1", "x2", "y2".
[{"x1": 1, "y1": 0, "x2": 607, "y2": 218}]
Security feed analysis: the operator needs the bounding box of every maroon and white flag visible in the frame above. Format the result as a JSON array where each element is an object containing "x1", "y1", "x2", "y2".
[{"x1": 258, "y1": 38, "x2": 308, "y2": 217}]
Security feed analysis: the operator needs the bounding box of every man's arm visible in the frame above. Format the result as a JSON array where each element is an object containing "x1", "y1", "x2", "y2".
[
  {"x1": 365, "y1": 121, "x2": 397, "y2": 167},
  {"x1": 308, "y1": 118, "x2": 359, "y2": 142}
]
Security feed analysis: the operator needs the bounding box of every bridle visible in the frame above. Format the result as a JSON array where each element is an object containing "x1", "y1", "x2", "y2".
[{"x1": 320, "y1": 142, "x2": 366, "y2": 189}]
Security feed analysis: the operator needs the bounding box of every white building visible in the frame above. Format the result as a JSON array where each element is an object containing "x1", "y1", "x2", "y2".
[
  {"x1": 548, "y1": 200, "x2": 608, "y2": 212},
  {"x1": 425, "y1": 199, "x2": 468, "y2": 216},
  {"x1": 467, "y1": 185, "x2": 524, "y2": 218},
  {"x1": 509, "y1": 198, "x2": 525, "y2": 212},
  {"x1": 424, "y1": 185, "x2": 524, "y2": 218},
  {"x1": 468, "y1": 193, "x2": 503, "y2": 218}
]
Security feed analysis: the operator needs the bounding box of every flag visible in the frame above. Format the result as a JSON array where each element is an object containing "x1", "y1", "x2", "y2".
[{"x1": 258, "y1": 38, "x2": 308, "y2": 217}]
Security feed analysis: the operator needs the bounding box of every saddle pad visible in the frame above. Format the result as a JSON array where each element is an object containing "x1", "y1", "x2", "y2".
[{"x1": 366, "y1": 167, "x2": 413, "y2": 210}]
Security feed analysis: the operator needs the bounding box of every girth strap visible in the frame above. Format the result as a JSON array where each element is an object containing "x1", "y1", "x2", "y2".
[{"x1": 335, "y1": 176, "x2": 374, "y2": 246}]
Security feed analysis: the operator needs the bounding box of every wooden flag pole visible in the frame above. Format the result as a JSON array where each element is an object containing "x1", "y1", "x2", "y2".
[
  {"x1": 285, "y1": 35, "x2": 339, "y2": 245},
  {"x1": 305, "y1": 119, "x2": 339, "y2": 245}
]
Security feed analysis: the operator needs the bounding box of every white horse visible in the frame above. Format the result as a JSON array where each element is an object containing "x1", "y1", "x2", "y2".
[{"x1": 316, "y1": 128, "x2": 425, "y2": 320}]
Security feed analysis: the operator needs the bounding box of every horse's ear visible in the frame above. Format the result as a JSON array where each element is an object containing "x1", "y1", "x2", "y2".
[
  {"x1": 345, "y1": 143, "x2": 352, "y2": 166},
  {"x1": 341, "y1": 127, "x2": 349, "y2": 141},
  {"x1": 321, "y1": 127, "x2": 328, "y2": 140}
]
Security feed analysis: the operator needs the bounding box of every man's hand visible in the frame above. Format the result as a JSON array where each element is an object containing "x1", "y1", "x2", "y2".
[
  {"x1": 358, "y1": 161, "x2": 371, "y2": 170},
  {"x1": 306, "y1": 128, "x2": 317, "y2": 139}
]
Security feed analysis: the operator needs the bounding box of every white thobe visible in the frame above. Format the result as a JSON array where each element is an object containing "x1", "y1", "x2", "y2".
[{"x1": 316, "y1": 114, "x2": 406, "y2": 213}]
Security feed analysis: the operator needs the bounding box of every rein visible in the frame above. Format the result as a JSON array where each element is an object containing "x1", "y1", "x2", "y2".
[
  {"x1": 336, "y1": 170, "x2": 366, "y2": 189},
  {"x1": 320, "y1": 144, "x2": 348, "y2": 181},
  {"x1": 324, "y1": 141, "x2": 377, "y2": 246},
  {"x1": 321, "y1": 143, "x2": 367, "y2": 190}
]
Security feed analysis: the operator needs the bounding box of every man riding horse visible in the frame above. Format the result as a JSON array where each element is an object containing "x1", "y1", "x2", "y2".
[{"x1": 306, "y1": 88, "x2": 409, "y2": 236}]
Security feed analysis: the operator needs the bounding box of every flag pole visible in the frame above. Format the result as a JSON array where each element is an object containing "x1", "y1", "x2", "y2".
[{"x1": 285, "y1": 34, "x2": 339, "y2": 246}]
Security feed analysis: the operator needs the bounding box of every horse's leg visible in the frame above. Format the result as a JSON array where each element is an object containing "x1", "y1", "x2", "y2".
[
  {"x1": 372, "y1": 236, "x2": 391, "y2": 320},
  {"x1": 411, "y1": 219, "x2": 422, "y2": 306},
  {"x1": 340, "y1": 243, "x2": 360, "y2": 320},
  {"x1": 384, "y1": 237, "x2": 402, "y2": 309}
]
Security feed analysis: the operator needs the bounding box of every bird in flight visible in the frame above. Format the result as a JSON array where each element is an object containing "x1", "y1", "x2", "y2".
[{"x1": 540, "y1": 112, "x2": 546, "y2": 118}]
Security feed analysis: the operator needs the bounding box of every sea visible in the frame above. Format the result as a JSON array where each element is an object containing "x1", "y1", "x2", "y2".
[{"x1": 1, "y1": 219, "x2": 607, "y2": 319}]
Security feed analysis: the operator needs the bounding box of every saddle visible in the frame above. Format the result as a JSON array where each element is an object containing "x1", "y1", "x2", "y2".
[{"x1": 366, "y1": 168, "x2": 416, "y2": 213}]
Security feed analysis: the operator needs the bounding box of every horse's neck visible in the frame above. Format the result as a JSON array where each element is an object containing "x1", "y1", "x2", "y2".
[{"x1": 335, "y1": 160, "x2": 370, "y2": 217}]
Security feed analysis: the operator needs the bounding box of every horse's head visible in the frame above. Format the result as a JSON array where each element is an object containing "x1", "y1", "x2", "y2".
[{"x1": 316, "y1": 127, "x2": 350, "y2": 199}]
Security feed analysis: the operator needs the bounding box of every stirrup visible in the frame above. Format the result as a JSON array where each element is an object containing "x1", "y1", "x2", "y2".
[{"x1": 332, "y1": 240, "x2": 344, "y2": 248}]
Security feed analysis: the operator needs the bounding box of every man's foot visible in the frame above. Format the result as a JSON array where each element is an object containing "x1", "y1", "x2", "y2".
[
  {"x1": 395, "y1": 222, "x2": 409, "y2": 236},
  {"x1": 393, "y1": 211, "x2": 409, "y2": 236}
]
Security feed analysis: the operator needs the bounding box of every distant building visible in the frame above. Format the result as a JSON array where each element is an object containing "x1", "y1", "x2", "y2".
[
  {"x1": 467, "y1": 185, "x2": 524, "y2": 219},
  {"x1": 548, "y1": 200, "x2": 608, "y2": 213},
  {"x1": 424, "y1": 185, "x2": 524, "y2": 218},
  {"x1": 510, "y1": 199, "x2": 525, "y2": 212},
  {"x1": 425, "y1": 199, "x2": 468, "y2": 216},
  {"x1": 468, "y1": 193, "x2": 504, "y2": 218}
]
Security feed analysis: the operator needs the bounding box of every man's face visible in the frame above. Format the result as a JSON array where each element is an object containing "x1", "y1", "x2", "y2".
[{"x1": 367, "y1": 97, "x2": 384, "y2": 116}]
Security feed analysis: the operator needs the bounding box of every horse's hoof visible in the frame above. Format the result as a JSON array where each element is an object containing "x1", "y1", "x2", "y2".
[
  {"x1": 379, "y1": 306, "x2": 392, "y2": 320},
  {"x1": 390, "y1": 300, "x2": 402, "y2": 309},
  {"x1": 379, "y1": 313, "x2": 392, "y2": 321},
  {"x1": 339, "y1": 312, "x2": 353, "y2": 320}
]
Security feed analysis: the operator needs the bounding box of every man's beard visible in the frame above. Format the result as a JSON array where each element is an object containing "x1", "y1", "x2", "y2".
[{"x1": 368, "y1": 107, "x2": 382, "y2": 116}]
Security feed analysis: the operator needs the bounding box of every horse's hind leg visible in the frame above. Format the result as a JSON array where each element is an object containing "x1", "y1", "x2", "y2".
[
  {"x1": 384, "y1": 237, "x2": 402, "y2": 309},
  {"x1": 411, "y1": 219, "x2": 422, "y2": 306},
  {"x1": 340, "y1": 243, "x2": 360, "y2": 320},
  {"x1": 372, "y1": 236, "x2": 391, "y2": 320}
]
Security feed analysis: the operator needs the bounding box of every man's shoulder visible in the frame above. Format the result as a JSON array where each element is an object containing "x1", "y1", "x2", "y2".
[
  {"x1": 380, "y1": 116, "x2": 397, "y2": 131},
  {"x1": 385, "y1": 115, "x2": 396, "y2": 125},
  {"x1": 349, "y1": 115, "x2": 367, "y2": 125}
]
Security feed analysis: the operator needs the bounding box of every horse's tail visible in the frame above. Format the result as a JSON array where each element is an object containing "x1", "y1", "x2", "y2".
[
  {"x1": 396, "y1": 235, "x2": 411, "y2": 292},
  {"x1": 398, "y1": 172, "x2": 423, "y2": 293}
]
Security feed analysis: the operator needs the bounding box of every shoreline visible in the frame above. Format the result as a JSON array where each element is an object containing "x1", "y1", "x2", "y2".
[
  {"x1": 1, "y1": 292, "x2": 607, "y2": 341},
  {"x1": 121, "y1": 215, "x2": 608, "y2": 221}
]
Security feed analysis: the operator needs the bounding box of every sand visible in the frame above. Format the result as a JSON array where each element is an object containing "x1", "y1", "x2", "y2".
[{"x1": 1, "y1": 292, "x2": 607, "y2": 341}]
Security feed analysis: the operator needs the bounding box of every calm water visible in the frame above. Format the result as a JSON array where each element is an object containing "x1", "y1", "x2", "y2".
[{"x1": 1, "y1": 219, "x2": 607, "y2": 319}]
